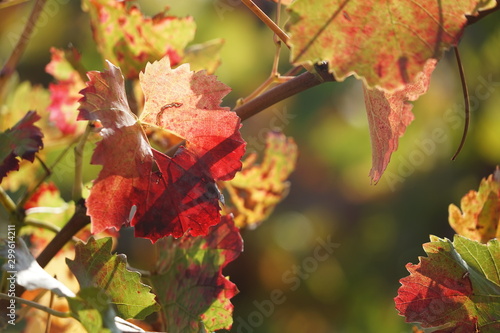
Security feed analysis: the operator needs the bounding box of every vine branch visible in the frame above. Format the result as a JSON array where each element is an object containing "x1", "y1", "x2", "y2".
[
  {"x1": 234, "y1": 63, "x2": 335, "y2": 121},
  {"x1": 0, "y1": 0, "x2": 48, "y2": 92},
  {"x1": 466, "y1": 1, "x2": 500, "y2": 25},
  {"x1": 35, "y1": 200, "x2": 90, "y2": 269}
]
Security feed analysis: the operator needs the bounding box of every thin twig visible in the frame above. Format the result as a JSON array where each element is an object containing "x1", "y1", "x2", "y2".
[
  {"x1": 0, "y1": 293, "x2": 72, "y2": 318},
  {"x1": 241, "y1": 0, "x2": 290, "y2": 48},
  {"x1": 451, "y1": 47, "x2": 470, "y2": 161},
  {"x1": 45, "y1": 289, "x2": 55, "y2": 333},
  {"x1": 0, "y1": 0, "x2": 48, "y2": 92},
  {"x1": 17, "y1": 133, "x2": 84, "y2": 209}
]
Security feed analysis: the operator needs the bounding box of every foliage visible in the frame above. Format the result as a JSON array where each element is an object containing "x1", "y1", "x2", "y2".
[{"x1": 0, "y1": 0, "x2": 499, "y2": 332}]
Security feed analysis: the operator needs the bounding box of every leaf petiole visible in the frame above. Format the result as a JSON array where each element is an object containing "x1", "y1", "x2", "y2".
[
  {"x1": 241, "y1": 0, "x2": 290, "y2": 48},
  {"x1": 451, "y1": 47, "x2": 470, "y2": 161}
]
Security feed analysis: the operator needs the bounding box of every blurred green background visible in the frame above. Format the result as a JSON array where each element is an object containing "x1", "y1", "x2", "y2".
[{"x1": 1, "y1": 1, "x2": 500, "y2": 332}]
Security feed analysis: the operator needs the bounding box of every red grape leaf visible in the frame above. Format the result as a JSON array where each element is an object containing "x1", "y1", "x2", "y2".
[
  {"x1": 221, "y1": 131, "x2": 298, "y2": 229},
  {"x1": 139, "y1": 57, "x2": 245, "y2": 182},
  {"x1": 78, "y1": 58, "x2": 245, "y2": 241},
  {"x1": 287, "y1": 0, "x2": 495, "y2": 91},
  {"x1": 0, "y1": 79, "x2": 53, "y2": 191},
  {"x1": 395, "y1": 235, "x2": 500, "y2": 332},
  {"x1": 364, "y1": 59, "x2": 437, "y2": 184},
  {"x1": 150, "y1": 215, "x2": 243, "y2": 332},
  {"x1": 78, "y1": 61, "x2": 155, "y2": 235},
  {"x1": 449, "y1": 168, "x2": 500, "y2": 243},
  {"x1": 66, "y1": 237, "x2": 159, "y2": 319},
  {"x1": 83, "y1": 0, "x2": 196, "y2": 79},
  {"x1": 0, "y1": 111, "x2": 43, "y2": 183},
  {"x1": 45, "y1": 47, "x2": 86, "y2": 135}
]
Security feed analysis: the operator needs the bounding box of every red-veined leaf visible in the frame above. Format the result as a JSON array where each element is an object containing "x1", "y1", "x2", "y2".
[
  {"x1": 364, "y1": 59, "x2": 437, "y2": 183},
  {"x1": 395, "y1": 235, "x2": 500, "y2": 332},
  {"x1": 0, "y1": 111, "x2": 43, "y2": 182},
  {"x1": 78, "y1": 58, "x2": 245, "y2": 241},
  {"x1": 83, "y1": 0, "x2": 196, "y2": 79},
  {"x1": 45, "y1": 47, "x2": 86, "y2": 135},
  {"x1": 449, "y1": 168, "x2": 500, "y2": 243},
  {"x1": 287, "y1": 0, "x2": 495, "y2": 91},
  {"x1": 150, "y1": 215, "x2": 243, "y2": 332}
]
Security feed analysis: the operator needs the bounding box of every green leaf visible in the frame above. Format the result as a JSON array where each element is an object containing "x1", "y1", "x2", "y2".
[
  {"x1": 83, "y1": 0, "x2": 196, "y2": 79},
  {"x1": 66, "y1": 237, "x2": 159, "y2": 319},
  {"x1": 150, "y1": 216, "x2": 243, "y2": 332},
  {"x1": 395, "y1": 235, "x2": 500, "y2": 332},
  {"x1": 449, "y1": 169, "x2": 500, "y2": 243},
  {"x1": 67, "y1": 287, "x2": 118, "y2": 333},
  {"x1": 222, "y1": 131, "x2": 298, "y2": 229},
  {"x1": 287, "y1": 0, "x2": 496, "y2": 91},
  {"x1": 183, "y1": 38, "x2": 225, "y2": 74}
]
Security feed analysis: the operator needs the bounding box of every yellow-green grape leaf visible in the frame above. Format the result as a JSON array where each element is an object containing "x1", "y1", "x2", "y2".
[
  {"x1": 83, "y1": 0, "x2": 196, "y2": 79},
  {"x1": 67, "y1": 287, "x2": 118, "y2": 333},
  {"x1": 449, "y1": 168, "x2": 500, "y2": 243},
  {"x1": 395, "y1": 235, "x2": 500, "y2": 332},
  {"x1": 222, "y1": 131, "x2": 298, "y2": 229},
  {"x1": 182, "y1": 38, "x2": 225, "y2": 74},
  {"x1": 66, "y1": 237, "x2": 159, "y2": 319},
  {"x1": 287, "y1": 0, "x2": 496, "y2": 91}
]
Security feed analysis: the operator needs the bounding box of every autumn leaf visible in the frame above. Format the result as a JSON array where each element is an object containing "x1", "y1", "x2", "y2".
[
  {"x1": 0, "y1": 111, "x2": 43, "y2": 183},
  {"x1": 46, "y1": 47, "x2": 86, "y2": 135},
  {"x1": 150, "y1": 215, "x2": 243, "y2": 332},
  {"x1": 0, "y1": 80, "x2": 53, "y2": 191},
  {"x1": 222, "y1": 131, "x2": 298, "y2": 228},
  {"x1": 77, "y1": 61, "x2": 155, "y2": 236},
  {"x1": 67, "y1": 287, "x2": 119, "y2": 333},
  {"x1": 395, "y1": 235, "x2": 500, "y2": 332},
  {"x1": 66, "y1": 237, "x2": 159, "y2": 319},
  {"x1": 83, "y1": 0, "x2": 196, "y2": 79},
  {"x1": 139, "y1": 57, "x2": 245, "y2": 182},
  {"x1": 79, "y1": 58, "x2": 244, "y2": 241},
  {"x1": 287, "y1": 0, "x2": 495, "y2": 91},
  {"x1": 364, "y1": 59, "x2": 437, "y2": 183},
  {"x1": 449, "y1": 168, "x2": 500, "y2": 243}
]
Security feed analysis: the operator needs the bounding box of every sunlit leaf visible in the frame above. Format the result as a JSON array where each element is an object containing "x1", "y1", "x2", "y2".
[
  {"x1": 364, "y1": 59, "x2": 437, "y2": 183},
  {"x1": 150, "y1": 215, "x2": 243, "y2": 332},
  {"x1": 0, "y1": 111, "x2": 43, "y2": 183},
  {"x1": 449, "y1": 168, "x2": 500, "y2": 243},
  {"x1": 287, "y1": 0, "x2": 495, "y2": 91},
  {"x1": 395, "y1": 235, "x2": 500, "y2": 332},
  {"x1": 83, "y1": 0, "x2": 196, "y2": 79},
  {"x1": 46, "y1": 47, "x2": 86, "y2": 135},
  {"x1": 222, "y1": 131, "x2": 298, "y2": 228},
  {"x1": 66, "y1": 237, "x2": 159, "y2": 319},
  {"x1": 79, "y1": 58, "x2": 245, "y2": 241}
]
